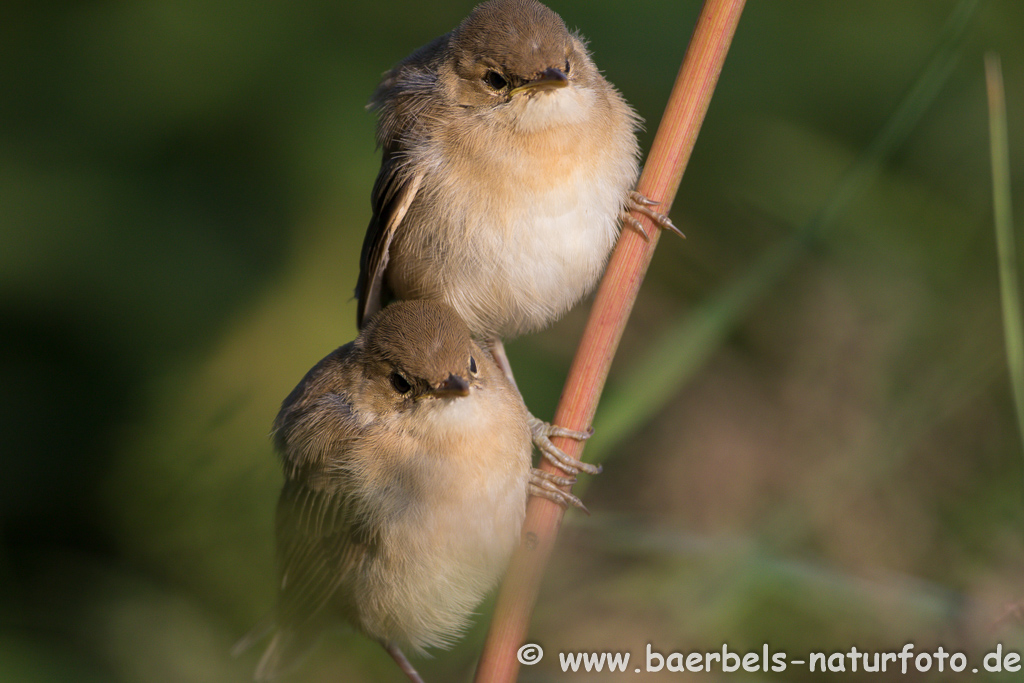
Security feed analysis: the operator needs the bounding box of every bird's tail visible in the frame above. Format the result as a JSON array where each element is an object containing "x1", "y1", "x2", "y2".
[
  {"x1": 254, "y1": 629, "x2": 313, "y2": 682},
  {"x1": 231, "y1": 615, "x2": 274, "y2": 660},
  {"x1": 233, "y1": 618, "x2": 316, "y2": 682}
]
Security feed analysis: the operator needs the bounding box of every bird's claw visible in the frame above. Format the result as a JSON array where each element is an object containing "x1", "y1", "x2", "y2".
[
  {"x1": 529, "y1": 468, "x2": 588, "y2": 513},
  {"x1": 528, "y1": 416, "x2": 600, "y2": 476},
  {"x1": 624, "y1": 190, "x2": 684, "y2": 240}
]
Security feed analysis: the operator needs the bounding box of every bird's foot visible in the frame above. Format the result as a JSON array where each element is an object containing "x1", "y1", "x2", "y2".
[
  {"x1": 529, "y1": 468, "x2": 588, "y2": 513},
  {"x1": 622, "y1": 190, "x2": 684, "y2": 241},
  {"x1": 529, "y1": 415, "x2": 600, "y2": 476},
  {"x1": 383, "y1": 642, "x2": 425, "y2": 683}
]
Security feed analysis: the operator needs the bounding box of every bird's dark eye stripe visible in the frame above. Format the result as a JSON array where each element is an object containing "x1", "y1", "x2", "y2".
[{"x1": 390, "y1": 372, "x2": 412, "y2": 394}]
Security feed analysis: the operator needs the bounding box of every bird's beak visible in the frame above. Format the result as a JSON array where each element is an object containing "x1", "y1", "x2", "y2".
[
  {"x1": 510, "y1": 67, "x2": 569, "y2": 97},
  {"x1": 428, "y1": 373, "x2": 470, "y2": 398}
]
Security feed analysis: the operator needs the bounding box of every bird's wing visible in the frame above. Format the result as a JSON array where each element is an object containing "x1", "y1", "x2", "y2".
[
  {"x1": 253, "y1": 471, "x2": 373, "y2": 682},
  {"x1": 356, "y1": 38, "x2": 447, "y2": 329},
  {"x1": 271, "y1": 357, "x2": 375, "y2": 627},
  {"x1": 355, "y1": 159, "x2": 424, "y2": 328},
  {"x1": 273, "y1": 473, "x2": 373, "y2": 629}
]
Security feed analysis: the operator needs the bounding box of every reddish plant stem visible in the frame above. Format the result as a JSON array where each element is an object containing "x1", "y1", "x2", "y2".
[{"x1": 473, "y1": 1, "x2": 746, "y2": 681}]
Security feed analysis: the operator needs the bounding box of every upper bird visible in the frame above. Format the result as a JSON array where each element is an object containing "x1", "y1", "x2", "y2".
[
  {"x1": 357, "y1": 0, "x2": 674, "y2": 340},
  {"x1": 356, "y1": 0, "x2": 677, "y2": 477}
]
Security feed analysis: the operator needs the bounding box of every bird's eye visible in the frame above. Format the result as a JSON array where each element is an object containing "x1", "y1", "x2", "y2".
[
  {"x1": 564, "y1": 59, "x2": 571, "y2": 75},
  {"x1": 469, "y1": 356, "x2": 478, "y2": 376},
  {"x1": 484, "y1": 70, "x2": 508, "y2": 90},
  {"x1": 390, "y1": 372, "x2": 412, "y2": 394}
]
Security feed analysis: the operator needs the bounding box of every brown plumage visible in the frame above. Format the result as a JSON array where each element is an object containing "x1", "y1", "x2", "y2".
[
  {"x1": 248, "y1": 301, "x2": 532, "y2": 681},
  {"x1": 356, "y1": 0, "x2": 642, "y2": 339},
  {"x1": 355, "y1": 0, "x2": 665, "y2": 483}
]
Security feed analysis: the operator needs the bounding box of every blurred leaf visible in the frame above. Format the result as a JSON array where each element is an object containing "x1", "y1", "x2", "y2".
[{"x1": 987, "y1": 53, "x2": 1024, "y2": 454}]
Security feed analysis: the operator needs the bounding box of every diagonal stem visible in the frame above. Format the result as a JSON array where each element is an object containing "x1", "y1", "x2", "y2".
[{"x1": 473, "y1": 2, "x2": 747, "y2": 681}]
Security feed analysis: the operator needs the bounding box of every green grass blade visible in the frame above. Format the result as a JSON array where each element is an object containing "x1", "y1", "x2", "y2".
[{"x1": 986, "y1": 53, "x2": 1024, "y2": 453}]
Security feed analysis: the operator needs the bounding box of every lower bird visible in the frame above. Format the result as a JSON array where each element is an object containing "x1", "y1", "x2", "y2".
[{"x1": 238, "y1": 300, "x2": 580, "y2": 682}]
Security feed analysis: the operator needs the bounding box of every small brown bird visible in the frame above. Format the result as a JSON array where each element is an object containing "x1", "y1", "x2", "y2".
[
  {"x1": 242, "y1": 301, "x2": 580, "y2": 682},
  {"x1": 356, "y1": 0, "x2": 678, "y2": 476}
]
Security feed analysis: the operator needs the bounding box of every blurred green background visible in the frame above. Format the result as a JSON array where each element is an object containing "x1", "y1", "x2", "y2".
[{"x1": 4, "y1": 0, "x2": 1024, "y2": 680}]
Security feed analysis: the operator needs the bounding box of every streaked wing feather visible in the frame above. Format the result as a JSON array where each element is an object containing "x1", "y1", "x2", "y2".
[
  {"x1": 356, "y1": 159, "x2": 423, "y2": 328},
  {"x1": 274, "y1": 475, "x2": 375, "y2": 628}
]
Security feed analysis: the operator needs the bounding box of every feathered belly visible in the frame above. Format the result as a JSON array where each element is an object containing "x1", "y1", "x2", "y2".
[
  {"x1": 355, "y1": 465, "x2": 528, "y2": 652},
  {"x1": 348, "y1": 391, "x2": 531, "y2": 651},
  {"x1": 389, "y1": 190, "x2": 621, "y2": 339}
]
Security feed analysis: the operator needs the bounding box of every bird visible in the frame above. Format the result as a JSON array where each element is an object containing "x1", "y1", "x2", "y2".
[
  {"x1": 355, "y1": 0, "x2": 679, "y2": 479},
  {"x1": 240, "y1": 300, "x2": 581, "y2": 682}
]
